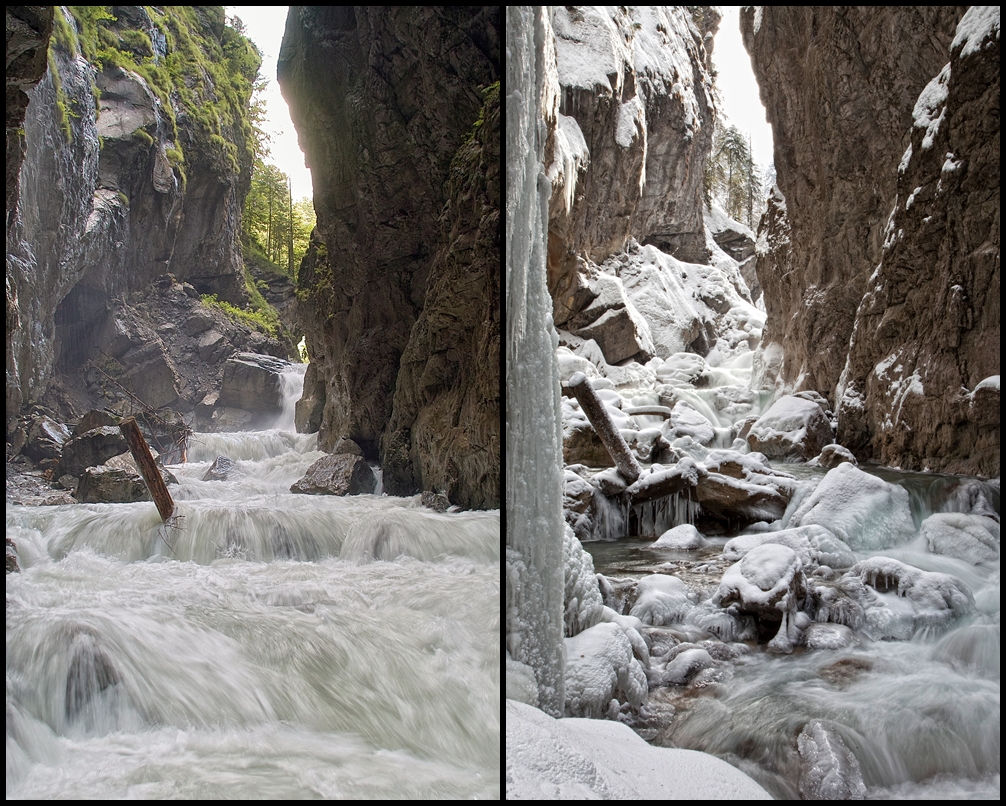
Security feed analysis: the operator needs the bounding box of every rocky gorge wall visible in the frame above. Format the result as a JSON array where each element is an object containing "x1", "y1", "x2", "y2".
[
  {"x1": 279, "y1": 7, "x2": 500, "y2": 508},
  {"x1": 546, "y1": 6, "x2": 718, "y2": 329},
  {"x1": 742, "y1": 6, "x2": 999, "y2": 475},
  {"x1": 6, "y1": 6, "x2": 260, "y2": 425}
]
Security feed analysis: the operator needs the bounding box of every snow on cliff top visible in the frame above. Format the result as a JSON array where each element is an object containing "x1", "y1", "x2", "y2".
[
  {"x1": 552, "y1": 7, "x2": 704, "y2": 130},
  {"x1": 705, "y1": 202, "x2": 756, "y2": 240},
  {"x1": 952, "y1": 6, "x2": 1000, "y2": 58}
]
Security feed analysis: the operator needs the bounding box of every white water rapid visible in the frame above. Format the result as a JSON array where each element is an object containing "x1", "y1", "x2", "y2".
[{"x1": 6, "y1": 365, "x2": 500, "y2": 798}]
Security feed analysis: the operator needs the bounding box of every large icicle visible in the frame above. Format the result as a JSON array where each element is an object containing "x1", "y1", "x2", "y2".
[{"x1": 505, "y1": 7, "x2": 566, "y2": 717}]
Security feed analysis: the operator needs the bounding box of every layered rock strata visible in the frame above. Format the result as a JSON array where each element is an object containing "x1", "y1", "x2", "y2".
[{"x1": 279, "y1": 7, "x2": 499, "y2": 507}]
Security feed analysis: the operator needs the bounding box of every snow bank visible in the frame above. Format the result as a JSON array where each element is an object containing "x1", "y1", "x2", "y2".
[
  {"x1": 506, "y1": 699, "x2": 772, "y2": 799},
  {"x1": 790, "y1": 463, "x2": 916, "y2": 550}
]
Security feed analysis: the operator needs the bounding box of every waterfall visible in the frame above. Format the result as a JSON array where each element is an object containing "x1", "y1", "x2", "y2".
[{"x1": 504, "y1": 7, "x2": 566, "y2": 717}]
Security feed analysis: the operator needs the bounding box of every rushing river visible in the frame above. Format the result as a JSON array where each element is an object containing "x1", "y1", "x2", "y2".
[{"x1": 6, "y1": 366, "x2": 500, "y2": 798}]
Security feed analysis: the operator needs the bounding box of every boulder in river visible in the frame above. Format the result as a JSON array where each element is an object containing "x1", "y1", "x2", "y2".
[
  {"x1": 290, "y1": 454, "x2": 375, "y2": 496},
  {"x1": 218, "y1": 352, "x2": 291, "y2": 413},
  {"x1": 57, "y1": 427, "x2": 128, "y2": 478},
  {"x1": 75, "y1": 466, "x2": 149, "y2": 504}
]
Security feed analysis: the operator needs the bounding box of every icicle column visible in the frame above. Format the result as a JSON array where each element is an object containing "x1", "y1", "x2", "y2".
[{"x1": 505, "y1": 6, "x2": 565, "y2": 716}]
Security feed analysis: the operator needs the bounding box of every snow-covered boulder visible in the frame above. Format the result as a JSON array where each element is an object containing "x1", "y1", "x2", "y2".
[
  {"x1": 809, "y1": 443, "x2": 858, "y2": 468},
  {"x1": 651, "y1": 523, "x2": 707, "y2": 550},
  {"x1": 723, "y1": 525, "x2": 855, "y2": 570},
  {"x1": 658, "y1": 647, "x2": 714, "y2": 686},
  {"x1": 564, "y1": 621, "x2": 648, "y2": 718},
  {"x1": 695, "y1": 470, "x2": 792, "y2": 527},
  {"x1": 845, "y1": 556, "x2": 974, "y2": 639},
  {"x1": 921, "y1": 512, "x2": 999, "y2": 564},
  {"x1": 746, "y1": 394, "x2": 834, "y2": 461},
  {"x1": 790, "y1": 462, "x2": 916, "y2": 550},
  {"x1": 714, "y1": 543, "x2": 806, "y2": 653},
  {"x1": 567, "y1": 272, "x2": 655, "y2": 364},
  {"x1": 629, "y1": 574, "x2": 695, "y2": 626},
  {"x1": 800, "y1": 622, "x2": 859, "y2": 650}
]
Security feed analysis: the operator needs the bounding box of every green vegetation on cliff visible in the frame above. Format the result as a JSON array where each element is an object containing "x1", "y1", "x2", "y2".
[{"x1": 51, "y1": 6, "x2": 261, "y2": 180}]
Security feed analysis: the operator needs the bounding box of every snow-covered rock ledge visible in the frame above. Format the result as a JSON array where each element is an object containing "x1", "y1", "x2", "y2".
[{"x1": 506, "y1": 699, "x2": 772, "y2": 799}]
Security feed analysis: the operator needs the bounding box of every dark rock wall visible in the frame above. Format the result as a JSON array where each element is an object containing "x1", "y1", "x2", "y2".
[
  {"x1": 279, "y1": 7, "x2": 499, "y2": 506},
  {"x1": 384, "y1": 84, "x2": 500, "y2": 509},
  {"x1": 6, "y1": 6, "x2": 258, "y2": 425},
  {"x1": 741, "y1": 7, "x2": 964, "y2": 396},
  {"x1": 836, "y1": 9, "x2": 1000, "y2": 476}
]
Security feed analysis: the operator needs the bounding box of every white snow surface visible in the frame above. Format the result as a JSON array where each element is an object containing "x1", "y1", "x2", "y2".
[
  {"x1": 791, "y1": 463, "x2": 916, "y2": 550},
  {"x1": 506, "y1": 699, "x2": 772, "y2": 799},
  {"x1": 951, "y1": 6, "x2": 1000, "y2": 59},
  {"x1": 705, "y1": 202, "x2": 755, "y2": 240},
  {"x1": 973, "y1": 374, "x2": 1000, "y2": 394}
]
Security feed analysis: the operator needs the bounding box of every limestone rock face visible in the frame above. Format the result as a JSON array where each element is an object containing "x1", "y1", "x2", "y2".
[
  {"x1": 279, "y1": 7, "x2": 499, "y2": 507},
  {"x1": 741, "y1": 7, "x2": 964, "y2": 396},
  {"x1": 546, "y1": 7, "x2": 717, "y2": 323},
  {"x1": 835, "y1": 8, "x2": 1000, "y2": 476},
  {"x1": 383, "y1": 84, "x2": 500, "y2": 509},
  {"x1": 7, "y1": 8, "x2": 258, "y2": 428}
]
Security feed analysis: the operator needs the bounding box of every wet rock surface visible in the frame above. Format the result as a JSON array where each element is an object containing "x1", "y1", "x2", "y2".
[{"x1": 290, "y1": 453, "x2": 375, "y2": 497}]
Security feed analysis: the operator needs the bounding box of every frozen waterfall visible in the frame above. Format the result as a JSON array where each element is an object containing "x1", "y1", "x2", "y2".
[{"x1": 505, "y1": 7, "x2": 566, "y2": 717}]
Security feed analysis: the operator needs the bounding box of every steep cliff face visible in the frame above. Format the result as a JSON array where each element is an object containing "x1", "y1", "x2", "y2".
[
  {"x1": 384, "y1": 84, "x2": 500, "y2": 509},
  {"x1": 836, "y1": 8, "x2": 999, "y2": 476},
  {"x1": 546, "y1": 7, "x2": 717, "y2": 326},
  {"x1": 743, "y1": 6, "x2": 998, "y2": 476},
  {"x1": 6, "y1": 5, "x2": 53, "y2": 419},
  {"x1": 6, "y1": 6, "x2": 259, "y2": 423},
  {"x1": 279, "y1": 7, "x2": 499, "y2": 506},
  {"x1": 741, "y1": 7, "x2": 964, "y2": 395}
]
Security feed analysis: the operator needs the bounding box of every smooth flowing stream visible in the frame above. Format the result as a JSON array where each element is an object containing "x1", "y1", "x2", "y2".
[{"x1": 7, "y1": 366, "x2": 500, "y2": 798}]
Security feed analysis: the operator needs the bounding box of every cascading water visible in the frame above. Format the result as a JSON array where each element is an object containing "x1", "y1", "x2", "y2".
[{"x1": 6, "y1": 365, "x2": 500, "y2": 798}]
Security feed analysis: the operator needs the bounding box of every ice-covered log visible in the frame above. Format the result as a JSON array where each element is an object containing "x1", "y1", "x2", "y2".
[
  {"x1": 568, "y1": 371, "x2": 641, "y2": 483},
  {"x1": 626, "y1": 457, "x2": 700, "y2": 503}
]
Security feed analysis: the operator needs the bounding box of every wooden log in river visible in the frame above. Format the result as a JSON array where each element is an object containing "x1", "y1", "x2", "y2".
[{"x1": 119, "y1": 416, "x2": 175, "y2": 522}]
